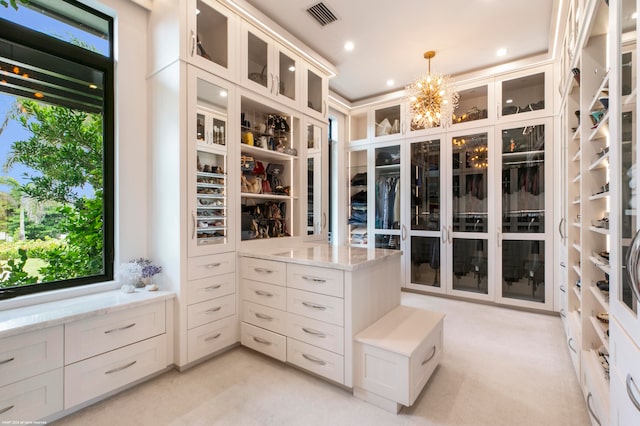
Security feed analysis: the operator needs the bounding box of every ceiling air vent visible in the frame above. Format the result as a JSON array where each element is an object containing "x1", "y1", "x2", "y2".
[{"x1": 306, "y1": 2, "x2": 338, "y2": 26}]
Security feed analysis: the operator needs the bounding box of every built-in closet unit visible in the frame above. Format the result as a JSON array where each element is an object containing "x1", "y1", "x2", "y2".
[
  {"x1": 344, "y1": 65, "x2": 554, "y2": 311},
  {"x1": 557, "y1": 0, "x2": 640, "y2": 424},
  {"x1": 147, "y1": 0, "x2": 333, "y2": 369}
]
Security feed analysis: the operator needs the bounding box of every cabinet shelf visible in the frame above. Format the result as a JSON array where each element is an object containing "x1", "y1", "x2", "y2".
[
  {"x1": 589, "y1": 226, "x2": 609, "y2": 236},
  {"x1": 572, "y1": 221, "x2": 581, "y2": 228},
  {"x1": 241, "y1": 192, "x2": 294, "y2": 201},
  {"x1": 588, "y1": 113, "x2": 609, "y2": 141},
  {"x1": 573, "y1": 285, "x2": 581, "y2": 301},
  {"x1": 241, "y1": 144, "x2": 298, "y2": 161},
  {"x1": 588, "y1": 75, "x2": 609, "y2": 111},
  {"x1": 572, "y1": 243, "x2": 582, "y2": 253},
  {"x1": 572, "y1": 199, "x2": 581, "y2": 205},
  {"x1": 589, "y1": 255, "x2": 611, "y2": 274},
  {"x1": 588, "y1": 191, "x2": 609, "y2": 201},
  {"x1": 572, "y1": 150, "x2": 581, "y2": 162},
  {"x1": 590, "y1": 285, "x2": 610, "y2": 311},
  {"x1": 589, "y1": 316, "x2": 610, "y2": 354},
  {"x1": 588, "y1": 152, "x2": 609, "y2": 170},
  {"x1": 572, "y1": 126, "x2": 581, "y2": 141},
  {"x1": 573, "y1": 264, "x2": 581, "y2": 277},
  {"x1": 572, "y1": 173, "x2": 581, "y2": 183}
]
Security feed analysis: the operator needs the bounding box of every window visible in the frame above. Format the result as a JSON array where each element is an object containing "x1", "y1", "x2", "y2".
[{"x1": 0, "y1": 0, "x2": 114, "y2": 299}]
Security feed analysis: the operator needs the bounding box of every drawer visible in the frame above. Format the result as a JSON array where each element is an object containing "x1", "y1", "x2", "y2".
[
  {"x1": 240, "y1": 322, "x2": 286, "y2": 362},
  {"x1": 188, "y1": 252, "x2": 236, "y2": 281},
  {"x1": 64, "y1": 334, "x2": 167, "y2": 409},
  {"x1": 242, "y1": 279, "x2": 286, "y2": 310},
  {"x1": 409, "y1": 320, "x2": 443, "y2": 406},
  {"x1": 0, "y1": 326, "x2": 63, "y2": 387},
  {"x1": 287, "y1": 338, "x2": 344, "y2": 385},
  {"x1": 187, "y1": 315, "x2": 239, "y2": 364},
  {"x1": 187, "y1": 294, "x2": 236, "y2": 329},
  {"x1": 611, "y1": 320, "x2": 640, "y2": 425},
  {"x1": 287, "y1": 288, "x2": 344, "y2": 326},
  {"x1": 243, "y1": 301, "x2": 287, "y2": 335},
  {"x1": 287, "y1": 312, "x2": 344, "y2": 355},
  {"x1": 240, "y1": 257, "x2": 285, "y2": 285},
  {"x1": 287, "y1": 263, "x2": 344, "y2": 298},
  {"x1": 65, "y1": 301, "x2": 166, "y2": 364},
  {"x1": 187, "y1": 272, "x2": 236, "y2": 305},
  {"x1": 0, "y1": 369, "x2": 63, "y2": 422}
]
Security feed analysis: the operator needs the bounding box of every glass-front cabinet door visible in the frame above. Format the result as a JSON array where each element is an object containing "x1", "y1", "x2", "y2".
[
  {"x1": 447, "y1": 130, "x2": 494, "y2": 301},
  {"x1": 495, "y1": 119, "x2": 551, "y2": 309},
  {"x1": 496, "y1": 65, "x2": 552, "y2": 122},
  {"x1": 304, "y1": 63, "x2": 328, "y2": 120},
  {"x1": 348, "y1": 148, "x2": 369, "y2": 247},
  {"x1": 450, "y1": 82, "x2": 492, "y2": 130},
  {"x1": 243, "y1": 24, "x2": 271, "y2": 96},
  {"x1": 306, "y1": 120, "x2": 326, "y2": 239},
  {"x1": 187, "y1": 67, "x2": 235, "y2": 256},
  {"x1": 373, "y1": 103, "x2": 402, "y2": 141},
  {"x1": 374, "y1": 144, "x2": 402, "y2": 251},
  {"x1": 406, "y1": 136, "x2": 445, "y2": 293},
  {"x1": 188, "y1": 0, "x2": 236, "y2": 81}
]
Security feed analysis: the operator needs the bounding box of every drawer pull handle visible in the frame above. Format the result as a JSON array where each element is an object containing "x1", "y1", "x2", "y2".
[
  {"x1": 586, "y1": 392, "x2": 601, "y2": 426},
  {"x1": 105, "y1": 360, "x2": 137, "y2": 375},
  {"x1": 302, "y1": 276, "x2": 327, "y2": 283},
  {"x1": 0, "y1": 356, "x2": 15, "y2": 365},
  {"x1": 253, "y1": 336, "x2": 272, "y2": 345},
  {"x1": 254, "y1": 268, "x2": 273, "y2": 274},
  {"x1": 205, "y1": 284, "x2": 222, "y2": 291},
  {"x1": 302, "y1": 301, "x2": 326, "y2": 310},
  {"x1": 302, "y1": 327, "x2": 326, "y2": 338},
  {"x1": 559, "y1": 309, "x2": 566, "y2": 318},
  {"x1": 626, "y1": 374, "x2": 640, "y2": 412},
  {"x1": 560, "y1": 285, "x2": 566, "y2": 293},
  {"x1": 205, "y1": 333, "x2": 222, "y2": 342},
  {"x1": 567, "y1": 337, "x2": 577, "y2": 354},
  {"x1": 0, "y1": 405, "x2": 14, "y2": 415},
  {"x1": 104, "y1": 323, "x2": 136, "y2": 334},
  {"x1": 205, "y1": 306, "x2": 222, "y2": 314},
  {"x1": 421, "y1": 346, "x2": 437, "y2": 366},
  {"x1": 255, "y1": 313, "x2": 273, "y2": 321},
  {"x1": 206, "y1": 263, "x2": 222, "y2": 269},
  {"x1": 302, "y1": 353, "x2": 326, "y2": 366},
  {"x1": 255, "y1": 290, "x2": 273, "y2": 297}
]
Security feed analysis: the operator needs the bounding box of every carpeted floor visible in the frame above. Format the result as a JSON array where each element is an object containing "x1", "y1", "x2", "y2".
[{"x1": 55, "y1": 292, "x2": 590, "y2": 425}]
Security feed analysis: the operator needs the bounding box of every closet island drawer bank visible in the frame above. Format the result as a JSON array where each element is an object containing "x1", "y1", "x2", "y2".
[
  {"x1": 0, "y1": 290, "x2": 174, "y2": 423},
  {"x1": 238, "y1": 244, "x2": 402, "y2": 388}
]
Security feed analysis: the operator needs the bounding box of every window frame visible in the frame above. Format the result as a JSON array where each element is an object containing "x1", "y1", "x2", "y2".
[{"x1": 0, "y1": 2, "x2": 114, "y2": 299}]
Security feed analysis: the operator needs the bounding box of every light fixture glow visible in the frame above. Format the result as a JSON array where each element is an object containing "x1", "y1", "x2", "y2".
[
  {"x1": 196, "y1": 8, "x2": 201, "y2": 15},
  {"x1": 34, "y1": 92, "x2": 44, "y2": 99},
  {"x1": 386, "y1": 79, "x2": 394, "y2": 87},
  {"x1": 632, "y1": 12, "x2": 638, "y2": 19},
  {"x1": 406, "y1": 50, "x2": 459, "y2": 129},
  {"x1": 89, "y1": 84, "x2": 98, "y2": 89},
  {"x1": 344, "y1": 41, "x2": 354, "y2": 51},
  {"x1": 506, "y1": 99, "x2": 513, "y2": 104},
  {"x1": 219, "y1": 90, "x2": 228, "y2": 97},
  {"x1": 496, "y1": 48, "x2": 507, "y2": 57},
  {"x1": 288, "y1": 65, "x2": 296, "y2": 72}
]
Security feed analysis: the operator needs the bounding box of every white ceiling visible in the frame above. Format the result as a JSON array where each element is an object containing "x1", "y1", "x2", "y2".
[{"x1": 244, "y1": 0, "x2": 559, "y2": 103}]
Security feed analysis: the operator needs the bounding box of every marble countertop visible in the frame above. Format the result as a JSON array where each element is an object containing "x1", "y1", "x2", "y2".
[
  {"x1": 0, "y1": 289, "x2": 174, "y2": 339},
  {"x1": 238, "y1": 244, "x2": 402, "y2": 271}
]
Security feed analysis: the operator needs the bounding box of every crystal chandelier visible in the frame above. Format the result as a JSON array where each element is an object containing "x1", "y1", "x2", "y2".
[{"x1": 407, "y1": 51, "x2": 459, "y2": 128}]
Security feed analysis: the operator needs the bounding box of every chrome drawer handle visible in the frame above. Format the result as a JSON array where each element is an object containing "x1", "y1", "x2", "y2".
[
  {"x1": 560, "y1": 309, "x2": 567, "y2": 318},
  {"x1": 253, "y1": 336, "x2": 272, "y2": 345},
  {"x1": 567, "y1": 337, "x2": 577, "y2": 353},
  {"x1": 105, "y1": 360, "x2": 137, "y2": 375},
  {"x1": 421, "y1": 346, "x2": 437, "y2": 366},
  {"x1": 626, "y1": 374, "x2": 640, "y2": 412},
  {"x1": 0, "y1": 356, "x2": 15, "y2": 365},
  {"x1": 302, "y1": 353, "x2": 326, "y2": 366},
  {"x1": 205, "y1": 284, "x2": 222, "y2": 291},
  {"x1": 0, "y1": 405, "x2": 14, "y2": 415},
  {"x1": 302, "y1": 327, "x2": 326, "y2": 338},
  {"x1": 255, "y1": 313, "x2": 273, "y2": 321},
  {"x1": 205, "y1": 333, "x2": 222, "y2": 342},
  {"x1": 560, "y1": 285, "x2": 566, "y2": 293},
  {"x1": 205, "y1": 306, "x2": 222, "y2": 314},
  {"x1": 302, "y1": 301, "x2": 326, "y2": 310},
  {"x1": 206, "y1": 263, "x2": 222, "y2": 269},
  {"x1": 254, "y1": 268, "x2": 273, "y2": 274},
  {"x1": 255, "y1": 290, "x2": 273, "y2": 297},
  {"x1": 586, "y1": 392, "x2": 601, "y2": 426},
  {"x1": 104, "y1": 323, "x2": 136, "y2": 334},
  {"x1": 302, "y1": 276, "x2": 327, "y2": 283}
]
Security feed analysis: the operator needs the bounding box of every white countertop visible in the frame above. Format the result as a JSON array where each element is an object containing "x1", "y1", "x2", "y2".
[
  {"x1": 0, "y1": 289, "x2": 174, "y2": 339},
  {"x1": 238, "y1": 244, "x2": 402, "y2": 271}
]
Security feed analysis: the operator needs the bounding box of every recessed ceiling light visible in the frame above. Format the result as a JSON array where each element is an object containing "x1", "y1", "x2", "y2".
[
  {"x1": 496, "y1": 48, "x2": 507, "y2": 57},
  {"x1": 506, "y1": 99, "x2": 513, "y2": 104},
  {"x1": 288, "y1": 65, "x2": 296, "y2": 72},
  {"x1": 344, "y1": 41, "x2": 354, "y2": 51},
  {"x1": 386, "y1": 80, "x2": 394, "y2": 87}
]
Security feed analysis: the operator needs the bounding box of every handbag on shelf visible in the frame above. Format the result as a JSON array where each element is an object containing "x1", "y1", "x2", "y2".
[
  {"x1": 240, "y1": 155, "x2": 255, "y2": 173},
  {"x1": 253, "y1": 160, "x2": 266, "y2": 175}
]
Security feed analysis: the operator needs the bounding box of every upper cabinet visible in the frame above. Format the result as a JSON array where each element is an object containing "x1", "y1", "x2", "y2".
[
  {"x1": 495, "y1": 65, "x2": 553, "y2": 122},
  {"x1": 304, "y1": 62, "x2": 329, "y2": 120},
  {"x1": 449, "y1": 81, "x2": 493, "y2": 131}
]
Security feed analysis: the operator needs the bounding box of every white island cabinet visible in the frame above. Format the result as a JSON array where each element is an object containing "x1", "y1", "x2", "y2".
[{"x1": 238, "y1": 245, "x2": 402, "y2": 388}]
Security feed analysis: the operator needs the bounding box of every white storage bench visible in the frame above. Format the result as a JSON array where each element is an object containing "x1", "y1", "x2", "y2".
[{"x1": 353, "y1": 305, "x2": 445, "y2": 413}]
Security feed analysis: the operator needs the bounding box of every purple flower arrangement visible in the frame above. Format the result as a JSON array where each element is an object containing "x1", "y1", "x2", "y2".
[{"x1": 133, "y1": 258, "x2": 163, "y2": 278}]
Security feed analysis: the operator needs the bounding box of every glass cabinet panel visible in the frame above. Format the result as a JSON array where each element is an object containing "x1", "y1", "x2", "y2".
[
  {"x1": 374, "y1": 105, "x2": 401, "y2": 138},
  {"x1": 348, "y1": 149, "x2": 368, "y2": 246},
  {"x1": 501, "y1": 124, "x2": 545, "y2": 233},
  {"x1": 452, "y1": 238, "x2": 488, "y2": 294},
  {"x1": 307, "y1": 68, "x2": 322, "y2": 115},
  {"x1": 278, "y1": 51, "x2": 296, "y2": 101},
  {"x1": 501, "y1": 72, "x2": 545, "y2": 117},
  {"x1": 307, "y1": 123, "x2": 322, "y2": 150},
  {"x1": 411, "y1": 236, "x2": 441, "y2": 287},
  {"x1": 195, "y1": 0, "x2": 229, "y2": 69},
  {"x1": 195, "y1": 150, "x2": 227, "y2": 246},
  {"x1": 502, "y1": 240, "x2": 545, "y2": 303},
  {"x1": 375, "y1": 145, "x2": 401, "y2": 230},
  {"x1": 452, "y1": 132, "x2": 488, "y2": 232},
  {"x1": 375, "y1": 234, "x2": 401, "y2": 250},
  {"x1": 411, "y1": 139, "x2": 441, "y2": 231},
  {"x1": 621, "y1": 109, "x2": 636, "y2": 313},
  {"x1": 452, "y1": 85, "x2": 488, "y2": 125},
  {"x1": 247, "y1": 31, "x2": 269, "y2": 89}
]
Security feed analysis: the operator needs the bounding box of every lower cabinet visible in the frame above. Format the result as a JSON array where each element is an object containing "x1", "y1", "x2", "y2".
[
  {"x1": 0, "y1": 369, "x2": 63, "y2": 422},
  {"x1": 610, "y1": 320, "x2": 640, "y2": 425}
]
